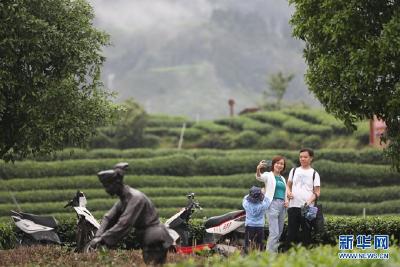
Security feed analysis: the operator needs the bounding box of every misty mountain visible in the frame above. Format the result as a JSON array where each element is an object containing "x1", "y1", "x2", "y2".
[{"x1": 90, "y1": 0, "x2": 320, "y2": 119}]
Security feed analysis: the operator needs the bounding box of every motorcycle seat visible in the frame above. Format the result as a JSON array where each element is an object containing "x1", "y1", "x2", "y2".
[
  {"x1": 11, "y1": 210, "x2": 58, "y2": 228},
  {"x1": 204, "y1": 210, "x2": 245, "y2": 229}
]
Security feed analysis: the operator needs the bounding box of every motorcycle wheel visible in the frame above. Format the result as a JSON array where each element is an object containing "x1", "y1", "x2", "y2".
[
  {"x1": 18, "y1": 234, "x2": 36, "y2": 246},
  {"x1": 76, "y1": 218, "x2": 96, "y2": 253}
]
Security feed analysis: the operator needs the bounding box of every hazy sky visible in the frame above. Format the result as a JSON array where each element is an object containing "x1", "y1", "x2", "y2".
[{"x1": 86, "y1": 0, "x2": 312, "y2": 118}]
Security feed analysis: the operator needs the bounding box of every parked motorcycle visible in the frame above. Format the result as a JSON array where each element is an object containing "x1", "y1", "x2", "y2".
[
  {"x1": 11, "y1": 210, "x2": 61, "y2": 245},
  {"x1": 65, "y1": 190, "x2": 100, "y2": 252},
  {"x1": 165, "y1": 193, "x2": 246, "y2": 255}
]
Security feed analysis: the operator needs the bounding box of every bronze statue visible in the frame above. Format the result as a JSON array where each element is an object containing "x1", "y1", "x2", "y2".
[{"x1": 89, "y1": 163, "x2": 172, "y2": 265}]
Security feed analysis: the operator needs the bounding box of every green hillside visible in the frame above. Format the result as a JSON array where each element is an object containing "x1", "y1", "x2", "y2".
[
  {"x1": 109, "y1": 107, "x2": 371, "y2": 150},
  {"x1": 0, "y1": 108, "x2": 392, "y2": 223}
]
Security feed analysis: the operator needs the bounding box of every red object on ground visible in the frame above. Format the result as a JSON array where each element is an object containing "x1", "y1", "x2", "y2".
[{"x1": 175, "y1": 243, "x2": 215, "y2": 254}]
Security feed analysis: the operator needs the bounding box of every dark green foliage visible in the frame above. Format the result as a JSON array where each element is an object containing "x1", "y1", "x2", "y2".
[
  {"x1": 139, "y1": 108, "x2": 371, "y2": 150},
  {"x1": 90, "y1": 99, "x2": 147, "y2": 149},
  {"x1": 282, "y1": 119, "x2": 333, "y2": 137},
  {"x1": 0, "y1": 0, "x2": 116, "y2": 161},
  {"x1": 147, "y1": 114, "x2": 193, "y2": 128},
  {"x1": 354, "y1": 122, "x2": 370, "y2": 145},
  {"x1": 0, "y1": 222, "x2": 16, "y2": 249},
  {"x1": 195, "y1": 134, "x2": 234, "y2": 149},
  {"x1": 2, "y1": 197, "x2": 400, "y2": 218},
  {"x1": 234, "y1": 131, "x2": 260, "y2": 148},
  {"x1": 144, "y1": 127, "x2": 170, "y2": 136},
  {"x1": 284, "y1": 109, "x2": 348, "y2": 135},
  {"x1": 3, "y1": 185, "x2": 400, "y2": 206},
  {"x1": 246, "y1": 111, "x2": 293, "y2": 126},
  {"x1": 258, "y1": 131, "x2": 294, "y2": 150},
  {"x1": 1, "y1": 216, "x2": 399, "y2": 249},
  {"x1": 290, "y1": 0, "x2": 400, "y2": 169},
  {"x1": 141, "y1": 135, "x2": 161, "y2": 148},
  {"x1": 193, "y1": 122, "x2": 231, "y2": 134},
  {"x1": 302, "y1": 135, "x2": 322, "y2": 149},
  {"x1": 215, "y1": 116, "x2": 273, "y2": 135},
  {"x1": 0, "y1": 149, "x2": 389, "y2": 179},
  {"x1": 313, "y1": 160, "x2": 399, "y2": 186},
  {"x1": 0, "y1": 155, "x2": 196, "y2": 179}
]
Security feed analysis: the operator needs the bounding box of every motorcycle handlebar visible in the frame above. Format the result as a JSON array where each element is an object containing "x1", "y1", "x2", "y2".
[{"x1": 64, "y1": 200, "x2": 72, "y2": 208}]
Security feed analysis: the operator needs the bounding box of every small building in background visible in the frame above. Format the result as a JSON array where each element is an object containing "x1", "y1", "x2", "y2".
[
  {"x1": 238, "y1": 107, "x2": 260, "y2": 115},
  {"x1": 369, "y1": 115, "x2": 387, "y2": 148}
]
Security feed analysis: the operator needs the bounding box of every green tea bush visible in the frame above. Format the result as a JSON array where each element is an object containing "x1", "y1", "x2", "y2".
[
  {"x1": 1, "y1": 216, "x2": 399, "y2": 250},
  {"x1": 322, "y1": 199, "x2": 400, "y2": 215},
  {"x1": 258, "y1": 131, "x2": 294, "y2": 149},
  {"x1": 2, "y1": 185, "x2": 399, "y2": 206},
  {"x1": 301, "y1": 134, "x2": 322, "y2": 149},
  {"x1": 195, "y1": 134, "x2": 234, "y2": 149},
  {"x1": 1, "y1": 197, "x2": 399, "y2": 218},
  {"x1": 0, "y1": 155, "x2": 196, "y2": 179},
  {"x1": 246, "y1": 111, "x2": 293, "y2": 126},
  {"x1": 313, "y1": 160, "x2": 399, "y2": 186},
  {"x1": 320, "y1": 186, "x2": 400, "y2": 202},
  {"x1": 282, "y1": 118, "x2": 333, "y2": 137},
  {"x1": 233, "y1": 131, "x2": 260, "y2": 148},
  {"x1": 354, "y1": 121, "x2": 370, "y2": 145},
  {"x1": 144, "y1": 127, "x2": 170, "y2": 136},
  {"x1": 0, "y1": 222, "x2": 16, "y2": 249},
  {"x1": 242, "y1": 120, "x2": 273, "y2": 135},
  {"x1": 173, "y1": 244, "x2": 400, "y2": 266},
  {"x1": 168, "y1": 128, "x2": 204, "y2": 141},
  {"x1": 17, "y1": 148, "x2": 387, "y2": 165},
  {"x1": 214, "y1": 117, "x2": 249, "y2": 130},
  {"x1": 0, "y1": 187, "x2": 249, "y2": 204},
  {"x1": 0, "y1": 174, "x2": 258, "y2": 192},
  {"x1": 193, "y1": 122, "x2": 231, "y2": 134},
  {"x1": 195, "y1": 156, "x2": 259, "y2": 175},
  {"x1": 284, "y1": 109, "x2": 348, "y2": 134},
  {"x1": 358, "y1": 148, "x2": 389, "y2": 164},
  {"x1": 141, "y1": 134, "x2": 161, "y2": 148},
  {"x1": 215, "y1": 117, "x2": 273, "y2": 134},
  {"x1": 147, "y1": 114, "x2": 193, "y2": 127}
]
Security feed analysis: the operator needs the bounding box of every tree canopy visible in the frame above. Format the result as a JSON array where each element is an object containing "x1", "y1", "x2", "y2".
[
  {"x1": 264, "y1": 71, "x2": 294, "y2": 109},
  {"x1": 0, "y1": 0, "x2": 117, "y2": 161},
  {"x1": 289, "y1": 0, "x2": 400, "y2": 169},
  {"x1": 89, "y1": 99, "x2": 147, "y2": 149}
]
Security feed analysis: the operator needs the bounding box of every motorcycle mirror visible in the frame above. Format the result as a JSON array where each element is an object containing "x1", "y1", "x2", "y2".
[
  {"x1": 187, "y1": 193, "x2": 195, "y2": 199},
  {"x1": 114, "y1": 162, "x2": 129, "y2": 171},
  {"x1": 64, "y1": 200, "x2": 73, "y2": 208}
]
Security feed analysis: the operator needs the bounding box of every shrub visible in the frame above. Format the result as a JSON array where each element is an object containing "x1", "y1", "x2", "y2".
[
  {"x1": 215, "y1": 117, "x2": 273, "y2": 134},
  {"x1": 3, "y1": 184, "x2": 399, "y2": 206},
  {"x1": 313, "y1": 160, "x2": 400, "y2": 186},
  {"x1": 147, "y1": 114, "x2": 193, "y2": 127},
  {"x1": 258, "y1": 131, "x2": 293, "y2": 149},
  {"x1": 144, "y1": 127, "x2": 170, "y2": 136},
  {"x1": 193, "y1": 122, "x2": 231, "y2": 134},
  {"x1": 282, "y1": 118, "x2": 333, "y2": 137},
  {"x1": 242, "y1": 120, "x2": 273, "y2": 135},
  {"x1": 214, "y1": 117, "x2": 248, "y2": 130},
  {"x1": 195, "y1": 134, "x2": 234, "y2": 149},
  {"x1": 0, "y1": 155, "x2": 196, "y2": 179},
  {"x1": 233, "y1": 131, "x2": 260, "y2": 148},
  {"x1": 354, "y1": 121, "x2": 370, "y2": 145},
  {"x1": 141, "y1": 134, "x2": 161, "y2": 148},
  {"x1": 1, "y1": 216, "x2": 399, "y2": 249},
  {"x1": 284, "y1": 109, "x2": 348, "y2": 135},
  {"x1": 167, "y1": 128, "x2": 204, "y2": 141},
  {"x1": 246, "y1": 111, "x2": 293, "y2": 126},
  {"x1": 302, "y1": 135, "x2": 322, "y2": 149}
]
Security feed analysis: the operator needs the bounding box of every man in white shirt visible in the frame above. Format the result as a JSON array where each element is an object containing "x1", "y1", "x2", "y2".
[{"x1": 285, "y1": 148, "x2": 320, "y2": 249}]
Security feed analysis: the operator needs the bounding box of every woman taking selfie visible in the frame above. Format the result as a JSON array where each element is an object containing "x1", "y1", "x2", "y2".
[{"x1": 255, "y1": 155, "x2": 288, "y2": 252}]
